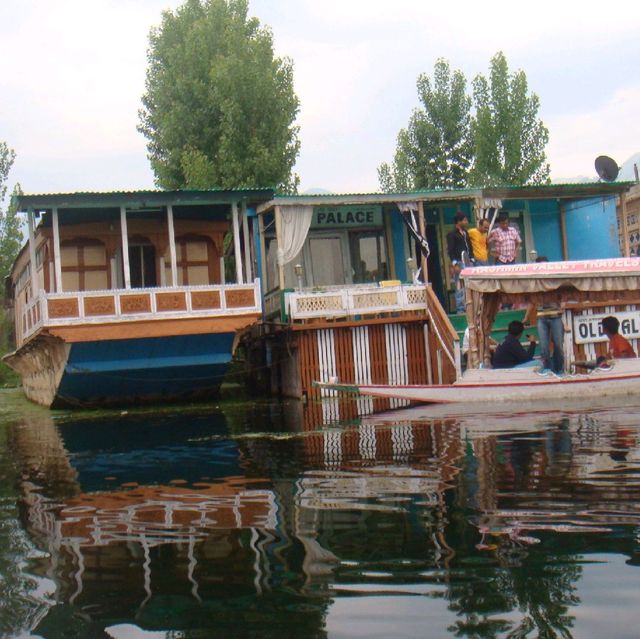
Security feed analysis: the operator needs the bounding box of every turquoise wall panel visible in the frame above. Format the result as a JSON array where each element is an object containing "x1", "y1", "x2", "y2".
[{"x1": 565, "y1": 196, "x2": 620, "y2": 259}]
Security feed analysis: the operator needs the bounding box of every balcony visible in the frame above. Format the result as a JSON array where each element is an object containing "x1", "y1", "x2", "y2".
[
  {"x1": 18, "y1": 280, "x2": 261, "y2": 346},
  {"x1": 265, "y1": 282, "x2": 428, "y2": 323}
]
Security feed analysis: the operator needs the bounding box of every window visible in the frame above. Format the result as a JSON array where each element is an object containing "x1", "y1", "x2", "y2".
[
  {"x1": 165, "y1": 237, "x2": 216, "y2": 286},
  {"x1": 350, "y1": 231, "x2": 388, "y2": 283},
  {"x1": 61, "y1": 240, "x2": 108, "y2": 292}
]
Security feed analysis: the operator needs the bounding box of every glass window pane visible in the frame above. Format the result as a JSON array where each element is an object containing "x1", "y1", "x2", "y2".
[
  {"x1": 83, "y1": 244, "x2": 106, "y2": 266},
  {"x1": 309, "y1": 238, "x2": 345, "y2": 286},
  {"x1": 84, "y1": 271, "x2": 108, "y2": 291},
  {"x1": 61, "y1": 246, "x2": 78, "y2": 267},
  {"x1": 187, "y1": 265, "x2": 209, "y2": 285},
  {"x1": 350, "y1": 232, "x2": 387, "y2": 283}
]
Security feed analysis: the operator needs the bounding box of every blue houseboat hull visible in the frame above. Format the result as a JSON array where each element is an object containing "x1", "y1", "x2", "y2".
[{"x1": 5, "y1": 331, "x2": 241, "y2": 409}]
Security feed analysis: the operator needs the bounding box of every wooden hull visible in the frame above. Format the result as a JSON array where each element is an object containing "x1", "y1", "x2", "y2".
[
  {"x1": 4, "y1": 330, "x2": 245, "y2": 408},
  {"x1": 316, "y1": 360, "x2": 640, "y2": 405}
]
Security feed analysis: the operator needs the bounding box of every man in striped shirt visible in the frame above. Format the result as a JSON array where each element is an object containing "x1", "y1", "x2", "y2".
[{"x1": 488, "y1": 211, "x2": 522, "y2": 264}]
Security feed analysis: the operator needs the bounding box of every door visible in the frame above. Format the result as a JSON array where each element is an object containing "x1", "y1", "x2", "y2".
[{"x1": 129, "y1": 241, "x2": 157, "y2": 288}]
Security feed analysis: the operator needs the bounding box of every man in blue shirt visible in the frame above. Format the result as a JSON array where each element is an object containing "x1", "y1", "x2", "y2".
[{"x1": 492, "y1": 320, "x2": 537, "y2": 369}]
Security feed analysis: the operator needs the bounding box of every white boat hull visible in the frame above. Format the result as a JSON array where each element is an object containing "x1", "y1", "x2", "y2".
[{"x1": 316, "y1": 359, "x2": 640, "y2": 405}]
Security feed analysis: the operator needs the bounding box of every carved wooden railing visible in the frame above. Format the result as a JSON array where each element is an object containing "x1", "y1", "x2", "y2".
[
  {"x1": 283, "y1": 283, "x2": 428, "y2": 322},
  {"x1": 18, "y1": 280, "x2": 261, "y2": 347}
]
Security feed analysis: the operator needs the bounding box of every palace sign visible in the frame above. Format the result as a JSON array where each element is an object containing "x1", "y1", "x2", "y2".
[
  {"x1": 573, "y1": 311, "x2": 640, "y2": 344},
  {"x1": 312, "y1": 205, "x2": 382, "y2": 228}
]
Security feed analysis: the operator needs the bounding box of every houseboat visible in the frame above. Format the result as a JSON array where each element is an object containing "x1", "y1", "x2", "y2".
[
  {"x1": 3, "y1": 189, "x2": 271, "y2": 407},
  {"x1": 247, "y1": 182, "x2": 631, "y2": 417}
]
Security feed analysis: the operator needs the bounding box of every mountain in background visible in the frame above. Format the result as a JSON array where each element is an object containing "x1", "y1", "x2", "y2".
[
  {"x1": 618, "y1": 152, "x2": 640, "y2": 181},
  {"x1": 552, "y1": 151, "x2": 640, "y2": 185}
]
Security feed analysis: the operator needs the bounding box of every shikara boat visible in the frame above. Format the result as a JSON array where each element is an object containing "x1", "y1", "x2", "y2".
[{"x1": 315, "y1": 258, "x2": 640, "y2": 404}]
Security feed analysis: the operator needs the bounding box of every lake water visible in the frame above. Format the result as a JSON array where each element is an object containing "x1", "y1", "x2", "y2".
[{"x1": 1, "y1": 389, "x2": 640, "y2": 638}]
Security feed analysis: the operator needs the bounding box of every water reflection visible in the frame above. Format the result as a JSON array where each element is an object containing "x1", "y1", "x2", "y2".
[{"x1": 7, "y1": 399, "x2": 640, "y2": 638}]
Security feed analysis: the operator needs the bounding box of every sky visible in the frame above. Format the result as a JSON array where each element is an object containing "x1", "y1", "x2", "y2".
[{"x1": 1, "y1": 0, "x2": 639, "y2": 196}]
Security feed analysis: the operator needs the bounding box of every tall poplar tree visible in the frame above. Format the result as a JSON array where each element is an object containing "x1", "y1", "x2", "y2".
[
  {"x1": 469, "y1": 51, "x2": 550, "y2": 186},
  {"x1": 139, "y1": 0, "x2": 300, "y2": 192},
  {"x1": 378, "y1": 59, "x2": 472, "y2": 192},
  {"x1": 379, "y1": 52, "x2": 550, "y2": 191}
]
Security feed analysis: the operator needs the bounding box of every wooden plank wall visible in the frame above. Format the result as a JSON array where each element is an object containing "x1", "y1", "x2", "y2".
[{"x1": 275, "y1": 317, "x2": 456, "y2": 403}]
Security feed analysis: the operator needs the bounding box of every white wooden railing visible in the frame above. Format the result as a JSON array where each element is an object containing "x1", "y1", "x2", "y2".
[
  {"x1": 18, "y1": 280, "x2": 261, "y2": 346},
  {"x1": 284, "y1": 283, "x2": 428, "y2": 321}
]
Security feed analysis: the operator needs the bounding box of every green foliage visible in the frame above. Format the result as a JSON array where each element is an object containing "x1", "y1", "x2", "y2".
[
  {"x1": 139, "y1": 0, "x2": 300, "y2": 192},
  {"x1": 470, "y1": 51, "x2": 550, "y2": 186},
  {"x1": 0, "y1": 143, "x2": 22, "y2": 384},
  {"x1": 379, "y1": 52, "x2": 549, "y2": 191},
  {"x1": 379, "y1": 59, "x2": 472, "y2": 192}
]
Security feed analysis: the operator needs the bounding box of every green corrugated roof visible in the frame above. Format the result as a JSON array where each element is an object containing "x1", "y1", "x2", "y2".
[{"x1": 16, "y1": 188, "x2": 275, "y2": 211}]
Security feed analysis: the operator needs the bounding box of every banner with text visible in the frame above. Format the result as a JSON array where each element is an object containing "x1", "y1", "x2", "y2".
[
  {"x1": 312, "y1": 205, "x2": 382, "y2": 228},
  {"x1": 573, "y1": 310, "x2": 640, "y2": 344}
]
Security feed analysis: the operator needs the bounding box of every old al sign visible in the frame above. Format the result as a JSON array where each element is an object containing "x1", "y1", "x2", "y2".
[{"x1": 573, "y1": 310, "x2": 640, "y2": 344}]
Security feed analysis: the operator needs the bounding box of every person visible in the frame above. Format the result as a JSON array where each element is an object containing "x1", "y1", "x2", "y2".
[
  {"x1": 468, "y1": 217, "x2": 491, "y2": 266},
  {"x1": 492, "y1": 320, "x2": 537, "y2": 369},
  {"x1": 601, "y1": 316, "x2": 637, "y2": 359},
  {"x1": 446, "y1": 212, "x2": 474, "y2": 313},
  {"x1": 488, "y1": 211, "x2": 522, "y2": 265},
  {"x1": 524, "y1": 256, "x2": 565, "y2": 373}
]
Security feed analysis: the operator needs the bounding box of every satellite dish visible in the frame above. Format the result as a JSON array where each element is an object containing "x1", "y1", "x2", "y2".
[{"x1": 595, "y1": 155, "x2": 619, "y2": 182}]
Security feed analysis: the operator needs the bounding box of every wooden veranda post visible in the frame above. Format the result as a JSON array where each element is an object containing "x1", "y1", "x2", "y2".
[
  {"x1": 166, "y1": 204, "x2": 178, "y2": 287},
  {"x1": 27, "y1": 208, "x2": 38, "y2": 299},
  {"x1": 417, "y1": 201, "x2": 428, "y2": 283},
  {"x1": 620, "y1": 191, "x2": 630, "y2": 257},
  {"x1": 274, "y1": 205, "x2": 285, "y2": 291},
  {"x1": 52, "y1": 207, "x2": 63, "y2": 292},
  {"x1": 120, "y1": 206, "x2": 131, "y2": 289},
  {"x1": 232, "y1": 201, "x2": 243, "y2": 284}
]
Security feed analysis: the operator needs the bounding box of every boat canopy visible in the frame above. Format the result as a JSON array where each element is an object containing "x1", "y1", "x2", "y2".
[
  {"x1": 461, "y1": 258, "x2": 640, "y2": 295},
  {"x1": 461, "y1": 258, "x2": 640, "y2": 369}
]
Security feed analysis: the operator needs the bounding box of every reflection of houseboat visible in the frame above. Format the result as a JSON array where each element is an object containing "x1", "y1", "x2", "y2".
[
  {"x1": 249, "y1": 182, "x2": 631, "y2": 403},
  {"x1": 3, "y1": 190, "x2": 269, "y2": 407}
]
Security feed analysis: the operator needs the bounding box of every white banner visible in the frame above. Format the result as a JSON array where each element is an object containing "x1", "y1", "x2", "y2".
[{"x1": 573, "y1": 311, "x2": 640, "y2": 344}]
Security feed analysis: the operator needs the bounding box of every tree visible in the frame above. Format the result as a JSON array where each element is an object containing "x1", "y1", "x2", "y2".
[
  {"x1": 469, "y1": 51, "x2": 550, "y2": 186},
  {"x1": 0, "y1": 143, "x2": 22, "y2": 385},
  {"x1": 139, "y1": 0, "x2": 300, "y2": 192},
  {"x1": 0, "y1": 144, "x2": 21, "y2": 285},
  {"x1": 378, "y1": 59, "x2": 472, "y2": 192}
]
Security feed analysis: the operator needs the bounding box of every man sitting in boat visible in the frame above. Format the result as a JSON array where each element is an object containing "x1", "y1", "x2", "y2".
[
  {"x1": 492, "y1": 320, "x2": 538, "y2": 369},
  {"x1": 601, "y1": 316, "x2": 637, "y2": 360}
]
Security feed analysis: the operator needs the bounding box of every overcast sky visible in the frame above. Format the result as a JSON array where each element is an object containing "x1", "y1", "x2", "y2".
[{"x1": 2, "y1": 0, "x2": 639, "y2": 195}]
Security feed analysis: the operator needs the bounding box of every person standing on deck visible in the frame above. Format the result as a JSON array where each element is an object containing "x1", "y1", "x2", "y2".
[
  {"x1": 488, "y1": 211, "x2": 522, "y2": 265},
  {"x1": 524, "y1": 256, "x2": 565, "y2": 374},
  {"x1": 468, "y1": 217, "x2": 491, "y2": 266},
  {"x1": 446, "y1": 212, "x2": 475, "y2": 314}
]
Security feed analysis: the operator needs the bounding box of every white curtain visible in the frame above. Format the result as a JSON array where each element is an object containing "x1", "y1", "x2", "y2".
[
  {"x1": 477, "y1": 198, "x2": 503, "y2": 232},
  {"x1": 277, "y1": 205, "x2": 313, "y2": 266}
]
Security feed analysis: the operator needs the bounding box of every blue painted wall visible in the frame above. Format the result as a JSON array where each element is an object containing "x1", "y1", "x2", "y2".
[
  {"x1": 564, "y1": 196, "x2": 620, "y2": 259},
  {"x1": 529, "y1": 199, "x2": 563, "y2": 261}
]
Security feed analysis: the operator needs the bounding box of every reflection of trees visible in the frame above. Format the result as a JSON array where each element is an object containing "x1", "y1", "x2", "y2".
[
  {"x1": 447, "y1": 551, "x2": 581, "y2": 638},
  {"x1": 448, "y1": 418, "x2": 583, "y2": 638}
]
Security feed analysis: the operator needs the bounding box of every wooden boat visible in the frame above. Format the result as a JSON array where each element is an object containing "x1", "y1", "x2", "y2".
[
  {"x1": 2, "y1": 189, "x2": 270, "y2": 407},
  {"x1": 315, "y1": 258, "x2": 640, "y2": 405}
]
